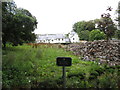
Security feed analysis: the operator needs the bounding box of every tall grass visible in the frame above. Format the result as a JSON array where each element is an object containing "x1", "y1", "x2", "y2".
[{"x1": 2, "y1": 44, "x2": 120, "y2": 88}]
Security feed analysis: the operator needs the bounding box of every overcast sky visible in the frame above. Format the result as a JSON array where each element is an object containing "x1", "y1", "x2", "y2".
[{"x1": 15, "y1": 0, "x2": 119, "y2": 34}]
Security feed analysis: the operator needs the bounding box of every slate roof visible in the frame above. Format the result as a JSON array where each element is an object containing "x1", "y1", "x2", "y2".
[
  {"x1": 70, "y1": 30, "x2": 76, "y2": 35},
  {"x1": 69, "y1": 30, "x2": 77, "y2": 38},
  {"x1": 38, "y1": 34, "x2": 68, "y2": 40}
]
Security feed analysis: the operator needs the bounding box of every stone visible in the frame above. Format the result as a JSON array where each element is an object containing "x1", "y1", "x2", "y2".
[{"x1": 66, "y1": 40, "x2": 120, "y2": 66}]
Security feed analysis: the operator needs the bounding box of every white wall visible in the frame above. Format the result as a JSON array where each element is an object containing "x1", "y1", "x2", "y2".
[
  {"x1": 36, "y1": 31, "x2": 80, "y2": 43},
  {"x1": 70, "y1": 34, "x2": 79, "y2": 43}
]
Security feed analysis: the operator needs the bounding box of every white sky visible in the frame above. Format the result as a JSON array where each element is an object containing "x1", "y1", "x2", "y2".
[{"x1": 14, "y1": 0, "x2": 119, "y2": 34}]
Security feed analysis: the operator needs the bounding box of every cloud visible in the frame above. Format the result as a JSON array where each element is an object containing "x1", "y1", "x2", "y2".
[{"x1": 15, "y1": 0, "x2": 119, "y2": 34}]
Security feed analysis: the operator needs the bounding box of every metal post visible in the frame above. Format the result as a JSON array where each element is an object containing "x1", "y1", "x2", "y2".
[{"x1": 62, "y1": 66, "x2": 66, "y2": 88}]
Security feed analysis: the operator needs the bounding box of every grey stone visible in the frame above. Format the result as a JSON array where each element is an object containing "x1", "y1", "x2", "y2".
[{"x1": 66, "y1": 40, "x2": 120, "y2": 66}]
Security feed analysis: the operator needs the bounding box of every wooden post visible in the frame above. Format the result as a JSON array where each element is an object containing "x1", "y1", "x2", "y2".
[{"x1": 63, "y1": 66, "x2": 66, "y2": 88}]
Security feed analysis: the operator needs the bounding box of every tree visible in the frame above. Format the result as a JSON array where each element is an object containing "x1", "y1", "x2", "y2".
[
  {"x1": 11, "y1": 8, "x2": 37, "y2": 45},
  {"x1": 115, "y1": 30, "x2": 120, "y2": 39},
  {"x1": 2, "y1": 1, "x2": 38, "y2": 48},
  {"x1": 96, "y1": 7, "x2": 116, "y2": 40},
  {"x1": 79, "y1": 30, "x2": 90, "y2": 41},
  {"x1": 89, "y1": 29, "x2": 106, "y2": 41},
  {"x1": 73, "y1": 20, "x2": 95, "y2": 40},
  {"x1": 117, "y1": 1, "x2": 120, "y2": 30},
  {"x1": 114, "y1": 1, "x2": 120, "y2": 39},
  {"x1": 73, "y1": 20, "x2": 95, "y2": 33},
  {"x1": 2, "y1": 1, "x2": 17, "y2": 47}
]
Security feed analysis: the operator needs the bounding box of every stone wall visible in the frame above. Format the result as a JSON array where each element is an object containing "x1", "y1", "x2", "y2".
[{"x1": 66, "y1": 40, "x2": 120, "y2": 66}]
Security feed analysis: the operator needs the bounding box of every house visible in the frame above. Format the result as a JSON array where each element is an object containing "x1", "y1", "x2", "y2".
[
  {"x1": 68, "y1": 30, "x2": 80, "y2": 43},
  {"x1": 36, "y1": 31, "x2": 79, "y2": 43}
]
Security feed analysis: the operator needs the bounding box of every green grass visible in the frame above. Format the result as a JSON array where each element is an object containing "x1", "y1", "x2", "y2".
[{"x1": 2, "y1": 44, "x2": 120, "y2": 88}]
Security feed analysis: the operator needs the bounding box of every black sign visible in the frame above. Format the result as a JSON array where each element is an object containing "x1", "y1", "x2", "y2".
[{"x1": 56, "y1": 57, "x2": 72, "y2": 66}]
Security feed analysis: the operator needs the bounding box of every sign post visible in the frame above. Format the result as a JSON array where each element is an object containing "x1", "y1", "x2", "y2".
[
  {"x1": 56, "y1": 57, "x2": 72, "y2": 88},
  {"x1": 63, "y1": 66, "x2": 66, "y2": 88}
]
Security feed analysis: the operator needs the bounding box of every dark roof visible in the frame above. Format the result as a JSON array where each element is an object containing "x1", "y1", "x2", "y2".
[{"x1": 38, "y1": 34, "x2": 68, "y2": 40}]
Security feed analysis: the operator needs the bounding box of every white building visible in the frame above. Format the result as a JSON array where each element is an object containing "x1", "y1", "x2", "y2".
[
  {"x1": 36, "y1": 31, "x2": 79, "y2": 43},
  {"x1": 68, "y1": 30, "x2": 80, "y2": 43}
]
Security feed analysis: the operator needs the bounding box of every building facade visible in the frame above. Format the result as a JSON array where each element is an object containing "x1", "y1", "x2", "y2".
[
  {"x1": 36, "y1": 31, "x2": 79, "y2": 43},
  {"x1": 68, "y1": 30, "x2": 80, "y2": 43}
]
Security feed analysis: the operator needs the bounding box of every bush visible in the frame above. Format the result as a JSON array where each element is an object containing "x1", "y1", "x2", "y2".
[
  {"x1": 98, "y1": 72, "x2": 120, "y2": 88},
  {"x1": 89, "y1": 29, "x2": 106, "y2": 41}
]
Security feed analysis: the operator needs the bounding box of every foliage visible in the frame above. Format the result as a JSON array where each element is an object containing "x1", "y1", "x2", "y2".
[
  {"x1": 79, "y1": 30, "x2": 90, "y2": 41},
  {"x1": 96, "y1": 7, "x2": 116, "y2": 40},
  {"x1": 115, "y1": 30, "x2": 120, "y2": 39},
  {"x1": 73, "y1": 20, "x2": 95, "y2": 40},
  {"x1": 98, "y1": 67, "x2": 120, "y2": 88},
  {"x1": 116, "y1": 1, "x2": 120, "y2": 29},
  {"x1": 73, "y1": 20, "x2": 95, "y2": 32},
  {"x1": 2, "y1": 44, "x2": 120, "y2": 88},
  {"x1": 89, "y1": 29, "x2": 106, "y2": 41},
  {"x1": 2, "y1": 1, "x2": 38, "y2": 48},
  {"x1": 2, "y1": 44, "x2": 78, "y2": 88}
]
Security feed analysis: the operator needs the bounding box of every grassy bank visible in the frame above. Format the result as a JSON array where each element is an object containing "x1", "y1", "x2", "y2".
[{"x1": 2, "y1": 44, "x2": 120, "y2": 88}]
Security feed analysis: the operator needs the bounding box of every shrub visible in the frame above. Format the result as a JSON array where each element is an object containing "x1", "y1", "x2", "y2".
[
  {"x1": 89, "y1": 29, "x2": 106, "y2": 41},
  {"x1": 98, "y1": 72, "x2": 119, "y2": 88},
  {"x1": 89, "y1": 71, "x2": 99, "y2": 80}
]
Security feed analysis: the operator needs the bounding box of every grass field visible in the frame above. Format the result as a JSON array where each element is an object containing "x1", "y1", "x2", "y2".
[{"x1": 2, "y1": 44, "x2": 120, "y2": 88}]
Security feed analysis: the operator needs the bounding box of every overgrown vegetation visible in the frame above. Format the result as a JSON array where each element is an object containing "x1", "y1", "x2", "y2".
[
  {"x1": 2, "y1": 1, "x2": 37, "y2": 48},
  {"x1": 2, "y1": 44, "x2": 120, "y2": 88},
  {"x1": 89, "y1": 29, "x2": 106, "y2": 41},
  {"x1": 72, "y1": 7, "x2": 118, "y2": 41}
]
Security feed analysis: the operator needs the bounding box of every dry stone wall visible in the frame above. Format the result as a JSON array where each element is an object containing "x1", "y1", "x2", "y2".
[{"x1": 66, "y1": 40, "x2": 120, "y2": 66}]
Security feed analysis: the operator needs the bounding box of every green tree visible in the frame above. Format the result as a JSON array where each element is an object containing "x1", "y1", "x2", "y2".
[
  {"x1": 12, "y1": 8, "x2": 37, "y2": 45},
  {"x1": 2, "y1": 2, "x2": 38, "y2": 48},
  {"x1": 73, "y1": 20, "x2": 95, "y2": 40},
  {"x1": 89, "y1": 29, "x2": 106, "y2": 41},
  {"x1": 2, "y1": 1, "x2": 17, "y2": 47},
  {"x1": 79, "y1": 30, "x2": 90, "y2": 41},
  {"x1": 73, "y1": 20, "x2": 95, "y2": 33},
  {"x1": 115, "y1": 30, "x2": 120, "y2": 39},
  {"x1": 73, "y1": 21, "x2": 86, "y2": 33},
  {"x1": 96, "y1": 7, "x2": 116, "y2": 40}
]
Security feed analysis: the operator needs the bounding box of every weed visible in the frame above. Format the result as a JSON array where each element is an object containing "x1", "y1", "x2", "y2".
[{"x1": 2, "y1": 44, "x2": 120, "y2": 88}]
